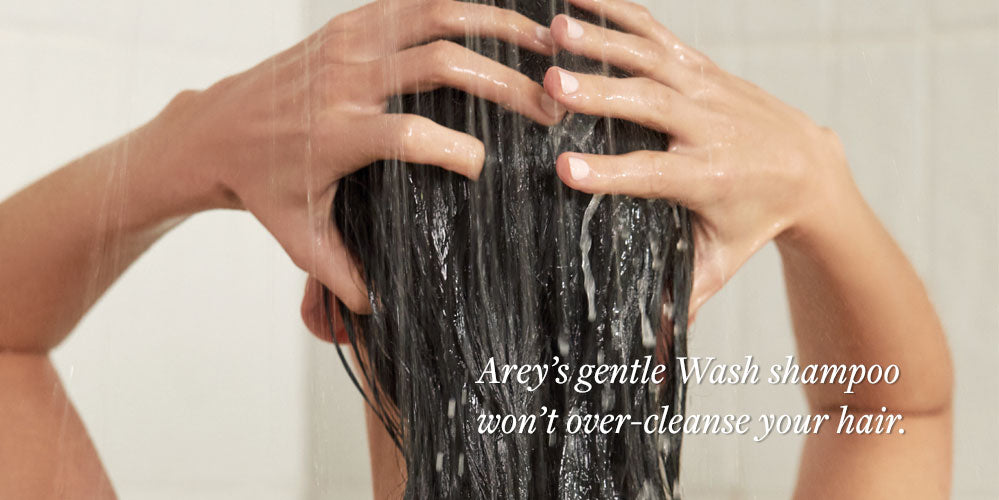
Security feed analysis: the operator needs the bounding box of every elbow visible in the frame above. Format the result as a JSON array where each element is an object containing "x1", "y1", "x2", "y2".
[
  {"x1": 908, "y1": 325, "x2": 955, "y2": 418},
  {"x1": 0, "y1": 330, "x2": 62, "y2": 356}
]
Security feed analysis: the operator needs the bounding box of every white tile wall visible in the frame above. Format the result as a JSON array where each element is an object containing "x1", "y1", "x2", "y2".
[
  {"x1": 298, "y1": 2, "x2": 377, "y2": 499},
  {"x1": 739, "y1": 0, "x2": 834, "y2": 44},
  {"x1": 651, "y1": 1, "x2": 747, "y2": 48},
  {"x1": 931, "y1": 0, "x2": 999, "y2": 32},
  {"x1": 929, "y1": 34, "x2": 999, "y2": 497},
  {"x1": 306, "y1": 351, "x2": 374, "y2": 500},
  {"x1": 831, "y1": 42, "x2": 932, "y2": 272},
  {"x1": 831, "y1": 0, "x2": 925, "y2": 39}
]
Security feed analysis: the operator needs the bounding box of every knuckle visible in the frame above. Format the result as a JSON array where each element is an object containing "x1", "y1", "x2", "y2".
[
  {"x1": 667, "y1": 42, "x2": 713, "y2": 72},
  {"x1": 692, "y1": 52, "x2": 719, "y2": 73},
  {"x1": 317, "y1": 26, "x2": 358, "y2": 64},
  {"x1": 642, "y1": 150, "x2": 664, "y2": 167},
  {"x1": 702, "y1": 269, "x2": 725, "y2": 296},
  {"x1": 392, "y1": 116, "x2": 424, "y2": 149},
  {"x1": 704, "y1": 166, "x2": 734, "y2": 201},
  {"x1": 648, "y1": 81, "x2": 673, "y2": 110},
  {"x1": 819, "y1": 126, "x2": 842, "y2": 147},
  {"x1": 323, "y1": 62, "x2": 352, "y2": 91},
  {"x1": 629, "y1": 42, "x2": 661, "y2": 73},
  {"x1": 624, "y1": 149, "x2": 652, "y2": 164},
  {"x1": 428, "y1": 39, "x2": 460, "y2": 60},
  {"x1": 640, "y1": 10, "x2": 656, "y2": 24},
  {"x1": 344, "y1": 293, "x2": 370, "y2": 314},
  {"x1": 629, "y1": 150, "x2": 661, "y2": 176},
  {"x1": 428, "y1": 1, "x2": 456, "y2": 30},
  {"x1": 317, "y1": 34, "x2": 338, "y2": 63},
  {"x1": 287, "y1": 248, "x2": 311, "y2": 273},
  {"x1": 424, "y1": 40, "x2": 461, "y2": 77},
  {"x1": 817, "y1": 125, "x2": 847, "y2": 166},
  {"x1": 676, "y1": 49, "x2": 704, "y2": 70},
  {"x1": 497, "y1": 6, "x2": 522, "y2": 26},
  {"x1": 323, "y1": 16, "x2": 349, "y2": 34},
  {"x1": 631, "y1": 3, "x2": 654, "y2": 21}
]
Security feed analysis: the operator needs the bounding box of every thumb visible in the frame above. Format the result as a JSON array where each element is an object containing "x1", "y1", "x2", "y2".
[
  {"x1": 310, "y1": 227, "x2": 372, "y2": 315},
  {"x1": 275, "y1": 205, "x2": 372, "y2": 315},
  {"x1": 687, "y1": 244, "x2": 726, "y2": 325},
  {"x1": 301, "y1": 277, "x2": 347, "y2": 343}
]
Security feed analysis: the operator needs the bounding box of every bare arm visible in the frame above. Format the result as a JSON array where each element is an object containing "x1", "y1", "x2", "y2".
[
  {"x1": 0, "y1": 2, "x2": 561, "y2": 496},
  {"x1": 0, "y1": 353, "x2": 118, "y2": 499},
  {"x1": 778, "y1": 181, "x2": 952, "y2": 499},
  {"x1": 0, "y1": 106, "x2": 201, "y2": 354},
  {"x1": 540, "y1": 0, "x2": 952, "y2": 496},
  {"x1": 0, "y1": 110, "x2": 199, "y2": 499}
]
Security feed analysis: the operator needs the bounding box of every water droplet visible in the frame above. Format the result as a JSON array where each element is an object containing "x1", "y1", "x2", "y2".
[
  {"x1": 601, "y1": 388, "x2": 615, "y2": 411},
  {"x1": 558, "y1": 334, "x2": 570, "y2": 356},
  {"x1": 638, "y1": 276, "x2": 655, "y2": 348},
  {"x1": 662, "y1": 300, "x2": 674, "y2": 322},
  {"x1": 580, "y1": 194, "x2": 604, "y2": 322}
]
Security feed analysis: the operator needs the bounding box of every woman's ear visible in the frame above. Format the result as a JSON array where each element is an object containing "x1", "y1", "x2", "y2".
[{"x1": 300, "y1": 277, "x2": 347, "y2": 344}]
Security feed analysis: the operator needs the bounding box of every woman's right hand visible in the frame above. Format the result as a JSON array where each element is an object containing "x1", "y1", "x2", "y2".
[{"x1": 160, "y1": 0, "x2": 563, "y2": 313}]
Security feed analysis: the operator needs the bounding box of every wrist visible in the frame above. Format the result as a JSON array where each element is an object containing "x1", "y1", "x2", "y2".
[
  {"x1": 141, "y1": 89, "x2": 241, "y2": 216},
  {"x1": 775, "y1": 132, "x2": 871, "y2": 260}
]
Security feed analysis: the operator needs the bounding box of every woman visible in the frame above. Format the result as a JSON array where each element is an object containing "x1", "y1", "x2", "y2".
[{"x1": 0, "y1": 0, "x2": 951, "y2": 498}]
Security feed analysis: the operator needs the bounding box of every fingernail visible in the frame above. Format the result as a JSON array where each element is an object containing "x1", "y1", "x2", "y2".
[
  {"x1": 558, "y1": 69, "x2": 579, "y2": 94},
  {"x1": 565, "y1": 17, "x2": 584, "y2": 39},
  {"x1": 540, "y1": 93, "x2": 562, "y2": 118},
  {"x1": 535, "y1": 26, "x2": 554, "y2": 47},
  {"x1": 568, "y1": 156, "x2": 590, "y2": 180}
]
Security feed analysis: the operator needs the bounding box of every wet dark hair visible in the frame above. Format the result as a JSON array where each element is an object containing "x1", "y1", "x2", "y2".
[{"x1": 327, "y1": 1, "x2": 693, "y2": 498}]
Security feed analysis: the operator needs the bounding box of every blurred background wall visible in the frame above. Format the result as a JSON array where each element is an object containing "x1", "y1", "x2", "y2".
[{"x1": 2, "y1": 0, "x2": 996, "y2": 498}]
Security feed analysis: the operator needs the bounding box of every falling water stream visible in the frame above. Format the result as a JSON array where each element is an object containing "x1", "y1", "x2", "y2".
[{"x1": 326, "y1": 1, "x2": 695, "y2": 498}]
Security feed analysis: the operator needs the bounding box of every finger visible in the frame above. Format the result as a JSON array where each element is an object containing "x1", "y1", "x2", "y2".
[
  {"x1": 688, "y1": 277, "x2": 713, "y2": 323},
  {"x1": 331, "y1": 0, "x2": 555, "y2": 60},
  {"x1": 549, "y1": 14, "x2": 702, "y2": 95},
  {"x1": 349, "y1": 113, "x2": 487, "y2": 180},
  {"x1": 543, "y1": 66, "x2": 705, "y2": 143},
  {"x1": 275, "y1": 205, "x2": 372, "y2": 315},
  {"x1": 315, "y1": 227, "x2": 372, "y2": 315},
  {"x1": 687, "y1": 239, "x2": 727, "y2": 322},
  {"x1": 362, "y1": 40, "x2": 564, "y2": 125},
  {"x1": 301, "y1": 277, "x2": 348, "y2": 343},
  {"x1": 555, "y1": 150, "x2": 712, "y2": 209},
  {"x1": 391, "y1": 1, "x2": 556, "y2": 56},
  {"x1": 302, "y1": 228, "x2": 371, "y2": 315}
]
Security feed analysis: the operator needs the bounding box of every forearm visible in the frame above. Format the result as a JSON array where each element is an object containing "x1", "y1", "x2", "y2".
[
  {"x1": 0, "y1": 93, "x2": 212, "y2": 352},
  {"x1": 0, "y1": 352, "x2": 115, "y2": 499},
  {"x1": 776, "y1": 178, "x2": 952, "y2": 414}
]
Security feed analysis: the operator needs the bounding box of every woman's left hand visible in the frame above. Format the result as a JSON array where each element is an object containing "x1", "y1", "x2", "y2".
[{"x1": 543, "y1": 0, "x2": 859, "y2": 320}]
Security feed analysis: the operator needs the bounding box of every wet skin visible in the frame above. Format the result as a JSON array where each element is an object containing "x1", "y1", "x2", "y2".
[{"x1": 0, "y1": 0, "x2": 951, "y2": 498}]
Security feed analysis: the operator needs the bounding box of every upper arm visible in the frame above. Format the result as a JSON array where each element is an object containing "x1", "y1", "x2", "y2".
[
  {"x1": 0, "y1": 352, "x2": 117, "y2": 499},
  {"x1": 794, "y1": 408, "x2": 952, "y2": 499}
]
